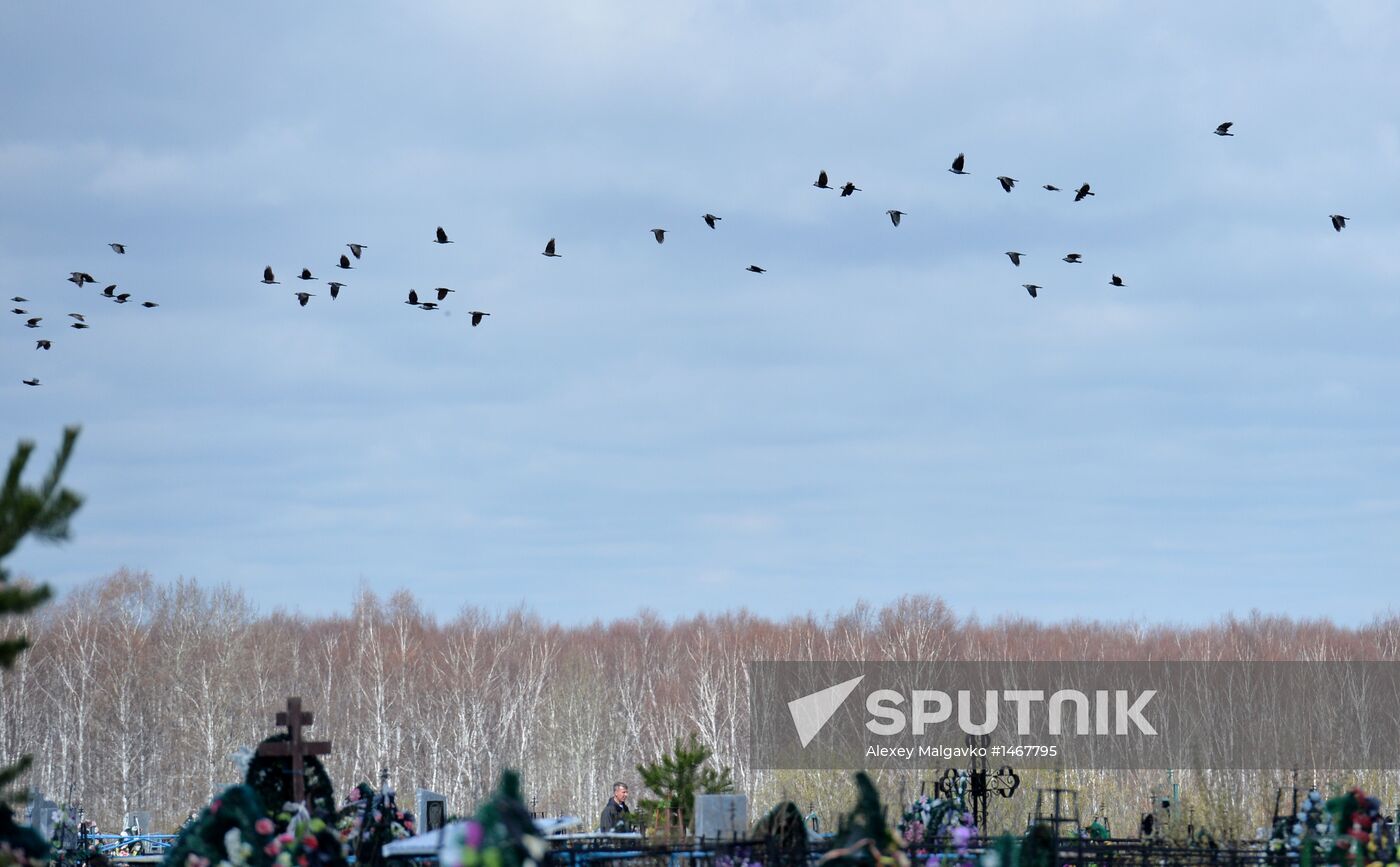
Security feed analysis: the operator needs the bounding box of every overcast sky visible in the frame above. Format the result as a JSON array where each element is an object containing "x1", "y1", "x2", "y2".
[{"x1": 4, "y1": 2, "x2": 1398, "y2": 624}]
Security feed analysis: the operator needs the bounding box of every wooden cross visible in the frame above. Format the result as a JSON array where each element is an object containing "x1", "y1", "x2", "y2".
[{"x1": 255, "y1": 697, "x2": 332, "y2": 804}]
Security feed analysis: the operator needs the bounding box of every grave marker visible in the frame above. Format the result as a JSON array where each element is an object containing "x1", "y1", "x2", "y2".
[{"x1": 254, "y1": 697, "x2": 332, "y2": 804}]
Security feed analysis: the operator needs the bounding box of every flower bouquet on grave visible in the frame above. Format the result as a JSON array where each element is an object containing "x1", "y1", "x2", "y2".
[
  {"x1": 332, "y1": 785, "x2": 374, "y2": 853},
  {"x1": 333, "y1": 782, "x2": 414, "y2": 867},
  {"x1": 1269, "y1": 789, "x2": 1336, "y2": 861},
  {"x1": 438, "y1": 771, "x2": 547, "y2": 867},
  {"x1": 898, "y1": 790, "x2": 974, "y2": 857},
  {"x1": 256, "y1": 810, "x2": 348, "y2": 867},
  {"x1": 1320, "y1": 787, "x2": 1398, "y2": 867},
  {"x1": 162, "y1": 785, "x2": 278, "y2": 867}
]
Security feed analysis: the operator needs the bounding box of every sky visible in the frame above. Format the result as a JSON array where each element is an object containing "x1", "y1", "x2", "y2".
[{"x1": 3, "y1": 2, "x2": 1399, "y2": 625}]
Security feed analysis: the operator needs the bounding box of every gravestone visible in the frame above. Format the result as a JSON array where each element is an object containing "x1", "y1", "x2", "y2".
[
  {"x1": 693, "y1": 794, "x2": 748, "y2": 839},
  {"x1": 26, "y1": 792, "x2": 56, "y2": 841},
  {"x1": 123, "y1": 811, "x2": 152, "y2": 835},
  {"x1": 416, "y1": 789, "x2": 447, "y2": 833}
]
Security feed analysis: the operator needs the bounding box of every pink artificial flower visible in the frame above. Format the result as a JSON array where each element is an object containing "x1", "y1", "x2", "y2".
[
  {"x1": 465, "y1": 821, "x2": 484, "y2": 849},
  {"x1": 256, "y1": 819, "x2": 275, "y2": 836},
  {"x1": 211, "y1": 800, "x2": 223, "y2": 815},
  {"x1": 278, "y1": 833, "x2": 295, "y2": 845},
  {"x1": 265, "y1": 843, "x2": 280, "y2": 857}
]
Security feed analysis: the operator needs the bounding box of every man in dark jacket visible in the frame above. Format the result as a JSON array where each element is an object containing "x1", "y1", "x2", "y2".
[{"x1": 600, "y1": 782, "x2": 632, "y2": 832}]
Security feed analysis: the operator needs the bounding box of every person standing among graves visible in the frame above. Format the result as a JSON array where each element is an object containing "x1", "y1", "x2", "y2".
[{"x1": 600, "y1": 782, "x2": 632, "y2": 832}]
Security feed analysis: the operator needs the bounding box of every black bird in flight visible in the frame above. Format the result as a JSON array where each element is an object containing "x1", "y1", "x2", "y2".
[
  {"x1": 997, "y1": 176, "x2": 1018, "y2": 193},
  {"x1": 813, "y1": 170, "x2": 832, "y2": 189},
  {"x1": 1074, "y1": 183, "x2": 1094, "y2": 201},
  {"x1": 435, "y1": 287, "x2": 455, "y2": 301},
  {"x1": 703, "y1": 214, "x2": 721, "y2": 229},
  {"x1": 347, "y1": 243, "x2": 367, "y2": 259},
  {"x1": 68, "y1": 272, "x2": 96, "y2": 286},
  {"x1": 294, "y1": 291, "x2": 314, "y2": 307},
  {"x1": 469, "y1": 311, "x2": 490, "y2": 327},
  {"x1": 1110, "y1": 274, "x2": 1125, "y2": 287},
  {"x1": 109, "y1": 243, "x2": 126, "y2": 254},
  {"x1": 327, "y1": 281, "x2": 345, "y2": 300},
  {"x1": 101, "y1": 285, "x2": 117, "y2": 298},
  {"x1": 651, "y1": 228, "x2": 666, "y2": 244},
  {"x1": 68, "y1": 313, "x2": 85, "y2": 322},
  {"x1": 1006, "y1": 251, "x2": 1024, "y2": 267},
  {"x1": 1043, "y1": 184, "x2": 1061, "y2": 192},
  {"x1": 10, "y1": 308, "x2": 25, "y2": 315},
  {"x1": 298, "y1": 268, "x2": 316, "y2": 281},
  {"x1": 887, "y1": 210, "x2": 905, "y2": 227},
  {"x1": 1023, "y1": 284, "x2": 1041, "y2": 298},
  {"x1": 746, "y1": 265, "x2": 766, "y2": 273},
  {"x1": 141, "y1": 301, "x2": 159, "y2": 308},
  {"x1": 10, "y1": 297, "x2": 26, "y2": 303},
  {"x1": 35, "y1": 340, "x2": 50, "y2": 350},
  {"x1": 1063, "y1": 253, "x2": 1083, "y2": 264},
  {"x1": 1214, "y1": 122, "x2": 1234, "y2": 137},
  {"x1": 543, "y1": 238, "x2": 561, "y2": 257},
  {"x1": 1330, "y1": 214, "x2": 1349, "y2": 232},
  {"x1": 71, "y1": 322, "x2": 89, "y2": 329},
  {"x1": 24, "y1": 318, "x2": 41, "y2": 328},
  {"x1": 418, "y1": 301, "x2": 440, "y2": 311},
  {"x1": 337, "y1": 254, "x2": 353, "y2": 270},
  {"x1": 22, "y1": 378, "x2": 40, "y2": 386},
  {"x1": 434, "y1": 226, "x2": 453, "y2": 244},
  {"x1": 406, "y1": 290, "x2": 420, "y2": 306},
  {"x1": 262, "y1": 267, "x2": 279, "y2": 285},
  {"x1": 949, "y1": 153, "x2": 969, "y2": 175},
  {"x1": 113, "y1": 293, "x2": 131, "y2": 303},
  {"x1": 840, "y1": 182, "x2": 860, "y2": 197}
]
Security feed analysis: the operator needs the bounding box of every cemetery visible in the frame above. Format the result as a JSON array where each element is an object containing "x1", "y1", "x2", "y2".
[
  {"x1": 1, "y1": 429, "x2": 1397, "y2": 867},
  {"x1": 3, "y1": 694, "x2": 1396, "y2": 867}
]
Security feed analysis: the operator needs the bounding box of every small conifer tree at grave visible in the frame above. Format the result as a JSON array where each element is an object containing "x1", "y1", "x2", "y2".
[
  {"x1": 634, "y1": 733, "x2": 734, "y2": 836},
  {"x1": 0, "y1": 426, "x2": 81, "y2": 802}
]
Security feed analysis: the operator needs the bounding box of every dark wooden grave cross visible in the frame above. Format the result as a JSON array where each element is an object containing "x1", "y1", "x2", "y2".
[{"x1": 256, "y1": 697, "x2": 332, "y2": 804}]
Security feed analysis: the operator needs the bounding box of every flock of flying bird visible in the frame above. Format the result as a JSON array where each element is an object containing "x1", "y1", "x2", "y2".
[
  {"x1": 257, "y1": 229, "x2": 492, "y2": 326},
  {"x1": 10, "y1": 242, "x2": 161, "y2": 386},
  {"x1": 12, "y1": 121, "x2": 1357, "y2": 388}
]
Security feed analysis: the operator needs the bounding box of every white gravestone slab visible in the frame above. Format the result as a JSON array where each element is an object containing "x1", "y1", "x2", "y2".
[{"x1": 416, "y1": 788, "x2": 447, "y2": 833}]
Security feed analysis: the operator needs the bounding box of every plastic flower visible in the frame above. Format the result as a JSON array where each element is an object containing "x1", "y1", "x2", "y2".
[{"x1": 256, "y1": 819, "x2": 276, "y2": 836}]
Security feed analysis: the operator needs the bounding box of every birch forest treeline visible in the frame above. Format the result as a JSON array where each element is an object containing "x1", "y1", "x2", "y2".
[{"x1": 2, "y1": 570, "x2": 1398, "y2": 838}]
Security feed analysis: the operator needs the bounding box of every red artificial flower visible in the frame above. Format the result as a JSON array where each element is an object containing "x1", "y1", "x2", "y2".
[{"x1": 302, "y1": 836, "x2": 318, "y2": 850}]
